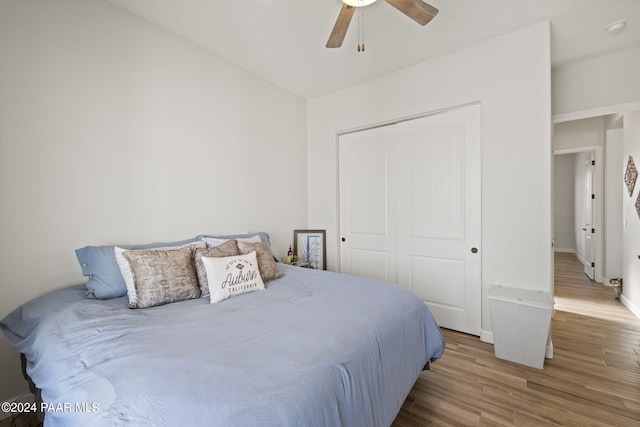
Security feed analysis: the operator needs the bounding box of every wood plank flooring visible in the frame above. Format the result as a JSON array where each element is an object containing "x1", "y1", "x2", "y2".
[
  {"x1": 392, "y1": 252, "x2": 640, "y2": 426},
  {"x1": 0, "y1": 411, "x2": 39, "y2": 427}
]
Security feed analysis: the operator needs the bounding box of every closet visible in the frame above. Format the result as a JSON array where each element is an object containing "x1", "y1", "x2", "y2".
[{"x1": 338, "y1": 105, "x2": 482, "y2": 335}]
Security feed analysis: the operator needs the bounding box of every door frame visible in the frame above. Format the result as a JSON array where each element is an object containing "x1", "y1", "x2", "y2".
[
  {"x1": 551, "y1": 101, "x2": 640, "y2": 285},
  {"x1": 583, "y1": 151, "x2": 596, "y2": 280},
  {"x1": 553, "y1": 146, "x2": 603, "y2": 283}
]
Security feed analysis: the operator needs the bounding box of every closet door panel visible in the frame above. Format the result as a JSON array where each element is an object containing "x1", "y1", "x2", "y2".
[
  {"x1": 338, "y1": 125, "x2": 397, "y2": 283},
  {"x1": 396, "y1": 105, "x2": 481, "y2": 335}
]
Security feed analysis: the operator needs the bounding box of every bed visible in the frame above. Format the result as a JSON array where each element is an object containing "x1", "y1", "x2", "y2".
[{"x1": 1, "y1": 234, "x2": 445, "y2": 426}]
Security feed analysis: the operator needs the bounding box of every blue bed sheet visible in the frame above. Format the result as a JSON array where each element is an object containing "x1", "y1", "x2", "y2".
[{"x1": 1, "y1": 265, "x2": 444, "y2": 426}]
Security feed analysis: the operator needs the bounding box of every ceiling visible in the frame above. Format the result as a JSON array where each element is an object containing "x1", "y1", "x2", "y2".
[{"x1": 104, "y1": 0, "x2": 640, "y2": 99}]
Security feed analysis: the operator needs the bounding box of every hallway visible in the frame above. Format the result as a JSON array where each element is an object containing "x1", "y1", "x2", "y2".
[{"x1": 554, "y1": 252, "x2": 630, "y2": 321}]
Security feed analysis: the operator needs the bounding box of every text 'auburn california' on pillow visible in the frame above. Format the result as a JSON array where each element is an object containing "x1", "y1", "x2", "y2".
[{"x1": 201, "y1": 251, "x2": 265, "y2": 304}]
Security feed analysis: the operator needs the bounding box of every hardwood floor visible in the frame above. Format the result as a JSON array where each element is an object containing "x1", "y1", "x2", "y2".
[
  {"x1": 0, "y1": 412, "x2": 39, "y2": 427},
  {"x1": 392, "y1": 252, "x2": 640, "y2": 426}
]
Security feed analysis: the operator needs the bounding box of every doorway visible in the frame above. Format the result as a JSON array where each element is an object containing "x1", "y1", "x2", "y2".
[
  {"x1": 553, "y1": 114, "x2": 625, "y2": 296},
  {"x1": 553, "y1": 148, "x2": 601, "y2": 282}
]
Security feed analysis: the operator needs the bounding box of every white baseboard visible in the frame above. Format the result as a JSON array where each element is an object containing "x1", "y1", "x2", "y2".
[
  {"x1": 546, "y1": 340, "x2": 554, "y2": 359},
  {"x1": 574, "y1": 252, "x2": 587, "y2": 266},
  {"x1": 621, "y1": 294, "x2": 640, "y2": 320},
  {"x1": 480, "y1": 330, "x2": 493, "y2": 344},
  {"x1": 553, "y1": 248, "x2": 575, "y2": 254}
]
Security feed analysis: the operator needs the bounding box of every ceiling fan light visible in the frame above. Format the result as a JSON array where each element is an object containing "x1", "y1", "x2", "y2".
[{"x1": 342, "y1": 0, "x2": 377, "y2": 7}]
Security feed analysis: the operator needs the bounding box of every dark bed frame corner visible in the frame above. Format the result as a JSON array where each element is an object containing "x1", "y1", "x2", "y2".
[{"x1": 20, "y1": 353, "x2": 44, "y2": 423}]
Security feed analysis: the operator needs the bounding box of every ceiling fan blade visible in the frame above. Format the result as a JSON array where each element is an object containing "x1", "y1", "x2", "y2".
[
  {"x1": 326, "y1": 4, "x2": 356, "y2": 48},
  {"x1": 385, "y1": 0, "x2": 439, "y2": 26}
]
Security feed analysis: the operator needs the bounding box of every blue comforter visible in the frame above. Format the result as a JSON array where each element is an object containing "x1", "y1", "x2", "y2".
[{"x1": 1, "y1": 265, "x2": 444, "y2": 426}]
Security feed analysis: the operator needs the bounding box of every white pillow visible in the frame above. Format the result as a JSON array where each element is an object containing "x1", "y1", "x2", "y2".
[
  {"x1": 201, "y1": 235, "x2": 262, "y2": 248},
  {"x1": 115, "y1": 241, "x2": 205, "y2": 307},
  {"x1": 201, "y1": 237, "x2": 229, "y2": 248},
  {"x1": 236, "y1": 235, "x2": 263, "y2": 244},
  {"x1": 201, "y1": 251, "x2": 265, "y2": 304}
]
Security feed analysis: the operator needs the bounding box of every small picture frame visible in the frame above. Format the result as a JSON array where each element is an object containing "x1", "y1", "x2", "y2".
[{"x1": 293, "y1": 229, "x2": 326, "y2": 270}]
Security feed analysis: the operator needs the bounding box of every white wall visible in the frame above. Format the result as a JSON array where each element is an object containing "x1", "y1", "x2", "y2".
[
  {"x1": 622, "y1": 110, "x2": 640, "y2": 318},
  {"x1": 0, "y1": 0, "x2": 307, "y2": 402},
  {"x1": 554, "y1": 154, "x2": 576, "y2": 252},
  {"x1": 307, "y1": 22, "x2": 552, "y2": 339},
  {"x1": 553, "y1": 117, "x2": 604, "y2": 151},
  {"x1": 553, "y1": 47, "x2": 640, "y2": 117},
  {"x1": 604, "y1": 128, "x2": 624, "y2": 281}
]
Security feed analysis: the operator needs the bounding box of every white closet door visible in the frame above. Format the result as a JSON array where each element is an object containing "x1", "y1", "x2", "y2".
[
  {"x1": 395, "y1": 106, "x2": 481, "y2": 335},
  {"x1": 338, "y1": 105, "x2": 482, "y2": 336},
  {"x1": 339, "y1": 125, "x2": 397, "y2": 283}
]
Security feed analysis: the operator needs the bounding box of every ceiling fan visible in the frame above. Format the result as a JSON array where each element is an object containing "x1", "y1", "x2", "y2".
[{"x1": 326, "y1": 0, "x2": 439, "y2": 48}]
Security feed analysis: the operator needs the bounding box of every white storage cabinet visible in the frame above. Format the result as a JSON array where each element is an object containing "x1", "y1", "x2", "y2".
[{"x1": 488, "y1": 285, "x2": 554, "y2": 369}]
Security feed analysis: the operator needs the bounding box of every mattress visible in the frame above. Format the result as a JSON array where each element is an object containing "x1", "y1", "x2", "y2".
[{"x1": 1, "y1": 264, "x2": 445, "y2": 426}]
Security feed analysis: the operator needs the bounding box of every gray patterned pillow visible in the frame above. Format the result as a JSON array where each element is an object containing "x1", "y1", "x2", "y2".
[
  {"x1": 237, "y1": 241, "x2": 284, "y2": 282},
  {"x1": 116, "y1": 241, "x2": 205, "y2": 307},
  {"x1": 122, "y1": 246, "x2": 200, "y2": 309},
  {"x1": 194, "y1": 240, "x2": 241, "y2": 296}
]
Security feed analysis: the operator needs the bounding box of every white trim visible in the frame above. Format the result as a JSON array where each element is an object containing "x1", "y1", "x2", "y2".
[
  {"x1": 553, "y1": 146, "x2": 604, "y2": 284},
  {"x1": 553, "y1": 145, "x2": 600, "y2": 155},
  {"x1": 545, "y1": 340, "x2": 554, "y2": 359},
  {"x1": 621, "y1": 294, "x2": 640, "y2": 320},
  {"x1": 553, "y1": 101, "x2": 640, "y2": 124},
  {"x1": 553, "y1": 248, "x2": 575, "y2": 253},
  {"x1": 480, "y1": 330, "x2": 493, "y2": 344},
  {"x1": 574, "y1": 251, "x2": 587, "y2": 267},
  {"x1": 337, "y1": 101, "x2": 481, "y2": 136}
]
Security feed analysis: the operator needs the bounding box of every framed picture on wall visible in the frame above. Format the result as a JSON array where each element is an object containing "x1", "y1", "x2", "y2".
[{"x1": 293, "y1": 229, "x2": 326, "y2": 270}]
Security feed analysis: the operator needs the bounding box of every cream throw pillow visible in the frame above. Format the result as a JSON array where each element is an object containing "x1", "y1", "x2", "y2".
[{"x1": 201, "y1": 251, "x2": 265, "y2": 304}]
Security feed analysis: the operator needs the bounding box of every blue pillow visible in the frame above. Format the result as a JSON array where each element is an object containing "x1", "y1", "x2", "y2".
[{"x1": 76, "y1": 237, "x2": 198, "y2": 299}]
